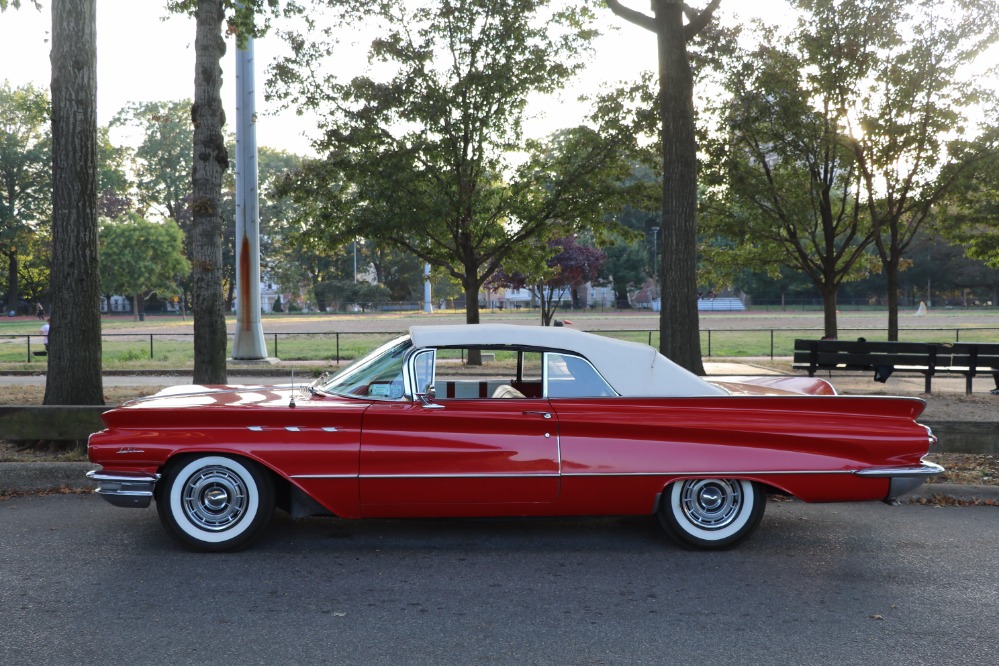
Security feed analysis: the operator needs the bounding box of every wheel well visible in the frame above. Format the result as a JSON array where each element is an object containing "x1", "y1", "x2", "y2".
[
  {"x1": 658, "y1": 478, "x2": 791, "y2": 509},
  {"x1": 757, "y1": 482, "x2": 791, "y2": 497},
  {"x1": 158, "y1": 451, "x2": 292, "y2": 509}
]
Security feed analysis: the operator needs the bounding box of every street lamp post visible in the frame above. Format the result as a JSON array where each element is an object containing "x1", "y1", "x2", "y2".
[{"x1": 231, "y1": 32, "x2": 267, "y2": 360}]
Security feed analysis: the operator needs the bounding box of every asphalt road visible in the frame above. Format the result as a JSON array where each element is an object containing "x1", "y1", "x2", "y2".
[{"x1": 1, "y1": 495, "x2": 996, "y2": 665}]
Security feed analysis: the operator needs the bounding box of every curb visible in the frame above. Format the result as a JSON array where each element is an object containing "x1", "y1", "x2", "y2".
[
  {"x1": 2, "y1": 463, "x2": 997, "y2": 503},
  {"x1": 905, "y1": 482, "x2": 999, "y2": 503},
  {"x1": 0, "y1": 462, "x2": 98, "y2": 494}
]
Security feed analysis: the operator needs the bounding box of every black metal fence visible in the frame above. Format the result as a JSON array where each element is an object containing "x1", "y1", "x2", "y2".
[{"x1": 4, "y1": 327, "x2": 999, "y2": 369}]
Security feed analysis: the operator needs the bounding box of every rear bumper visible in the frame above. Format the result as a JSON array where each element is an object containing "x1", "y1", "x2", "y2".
[
  {"x1": 86, "y1": 470, "x2": 160, "y2": 508},
  {"x1": 855, "y1": 461, "x2": 945, "y2": 500}
]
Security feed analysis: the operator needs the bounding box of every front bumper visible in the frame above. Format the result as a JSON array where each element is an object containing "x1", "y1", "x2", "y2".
[
  {"x1": 86, "y1": 471, "x2": 160, "y2": 508},
  {"x1": 855, "y1": 461, "x2": 945, "y2": 501}
]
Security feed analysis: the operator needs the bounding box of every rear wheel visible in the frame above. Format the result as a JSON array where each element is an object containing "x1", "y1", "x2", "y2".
[
  {"x1": 155, "y1": 455, "x2": 274, "y2": 552},
  {"x1": 658, "y1": 479, "x2": 765, "y2": 549}
]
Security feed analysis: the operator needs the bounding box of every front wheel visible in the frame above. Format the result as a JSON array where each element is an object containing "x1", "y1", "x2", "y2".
[
  {"x1": 658, "y1": 479, "x2": 765, "y2": 550},
  {"x1": 155, "y1": 455, "x2": 275, "y2": 552}
]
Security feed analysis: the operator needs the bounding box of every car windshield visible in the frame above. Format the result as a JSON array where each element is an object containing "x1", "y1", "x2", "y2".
[{"x1": 313, "y1": 336, "x2": 413, "y2": 400}]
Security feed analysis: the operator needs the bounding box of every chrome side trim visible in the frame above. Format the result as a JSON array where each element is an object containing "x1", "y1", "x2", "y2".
[
  {"x1": 86, "y1": 471, "x2": 161, "y2": 509},
  {"x1": 364, "y1": 472, "x2": 560, "y2": 479},
  {"x1": 561, "y1": 469, "x2": 856, "y2": 477},
  {"x1": 247, "y1": 426, "x2": 343, "y2": 433},
  {"x1": 290, "y1": 472, "x2": 560, "y2": 480},
  {"x1": 290, "y1": 469, "x2": 858, "y2": 481},
  {"x1": 290, "y1": 474, "x2": 358, "y2": 480}
]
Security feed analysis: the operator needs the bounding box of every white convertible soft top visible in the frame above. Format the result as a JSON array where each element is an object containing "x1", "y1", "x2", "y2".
[{"x1": 409, "y1": 324, "x2": 725, "y2": 397}]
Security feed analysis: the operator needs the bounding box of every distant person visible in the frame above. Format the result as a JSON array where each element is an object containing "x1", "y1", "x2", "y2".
[
  {"x1": 35, "y1": 302, "x2": 45, "y2": 320},
  {"x1": 40, "y1": 317, "x2": 50, "y2": 351}
]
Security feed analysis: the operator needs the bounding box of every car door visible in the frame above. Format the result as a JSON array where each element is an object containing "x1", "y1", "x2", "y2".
[{"x1": 359, "y1": 398, "x2": 560, "y2": 513}]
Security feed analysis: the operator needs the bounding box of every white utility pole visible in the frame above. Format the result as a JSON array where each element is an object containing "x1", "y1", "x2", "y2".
[
  {"x1": 423, "y1": 262, "x2": 432, "y2": 313},
  {"x1": 232, "y1": 33, "x2": 268, "y2": 359}
]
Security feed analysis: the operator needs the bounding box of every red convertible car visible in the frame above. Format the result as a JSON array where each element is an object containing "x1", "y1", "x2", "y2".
[{"x1": 87, "y1": 324, "x2": 942, "y2": 552}]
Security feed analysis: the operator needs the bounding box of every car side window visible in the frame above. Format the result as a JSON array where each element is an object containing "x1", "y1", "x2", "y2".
[
  {"x1": 411, "y1": 349, "x2": 435, "y2": 395},
  {"x1": 319, "y1": 338, "x2": 411, "y2": 400},
  {"x1": 545, "y1": 353, "x2": 616, "y2": 398},
  {"x1": 431, "y1": 347, "x2": 539, "y2": 399}
]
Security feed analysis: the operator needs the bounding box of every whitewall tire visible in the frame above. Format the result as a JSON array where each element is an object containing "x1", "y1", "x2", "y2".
[
  {"x1": 658, "y1": 479, "x2": 765, "y2": 549},
  {"x1": 155, "y1": 455, "x2": 275, "y2": 552}
]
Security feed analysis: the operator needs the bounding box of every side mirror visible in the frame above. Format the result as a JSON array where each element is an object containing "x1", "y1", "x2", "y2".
[{"x1": 418, "y1": 383, "x2": 444, "y2": 409}]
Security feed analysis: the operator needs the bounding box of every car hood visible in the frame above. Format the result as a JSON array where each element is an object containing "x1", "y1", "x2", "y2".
[
  {"x1": 122, "y1": 383, "x2": 302, "y2": 408},
  {"x1": 99, "y1": 383, "x2": 369, "y2": 429}
]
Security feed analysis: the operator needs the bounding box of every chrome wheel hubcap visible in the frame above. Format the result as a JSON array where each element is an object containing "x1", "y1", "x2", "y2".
[
  {"x1": 181, "y1": 466, "x2": 248, "y2": 531},
  {"x1": 679, "y1": 480, "x2": 743, "y2": 530}
]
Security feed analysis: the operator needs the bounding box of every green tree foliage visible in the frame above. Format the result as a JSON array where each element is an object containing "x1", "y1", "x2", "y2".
[
  {"x1": 841, "y1": 0, "x2": 999, "y2": 339},
  {"x1": 99, "y1": 214, "x2": 190, "y2": 320},
  {"x1": 938, "y1": 140, "x2": 999, "y2": 271},
  {"x1": 701, "y1": 0, "x2": 999, "y2": 339},
  {"x1": 167, "y1": 0, "x2": 284, "y2": 46},
  {"x1": 0, "y1": 80, "x2": 50, "y2": 314},
  {"x1": 367, "y1": 244, "x2": 427, "y2": 302},
  {"x1": 96, "y1": 126, "x2": 133, "y2": 218},
  {"x1": 700, "y1": 17, "x2": 881, "y2": 339},
  {"x1": 270, "y1": 0, "x2": 632, "y2": 327},
  {"x1": 314, "y1": 279, "x2": 390, "y2": 313},
  {"x1": 254, "y1": 146, "x2": 332, "y2": 307},
  {"x1": 112, "y1": 100, "x2": 193, "y2": 220},
  {"x1": 254, "y1": 147, "x2": 345, "y2": 310},
  {"x1": 600, "y1": 241, "x2": 648, "y2": 307},
  {"x1": 884, "y1": 231, "x2": 999, "y2": 307}
]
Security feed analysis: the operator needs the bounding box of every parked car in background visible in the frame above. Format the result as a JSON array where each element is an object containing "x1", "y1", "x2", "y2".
[{"x1": 88, "y1": 324, "x2": 941, "y2": 552}]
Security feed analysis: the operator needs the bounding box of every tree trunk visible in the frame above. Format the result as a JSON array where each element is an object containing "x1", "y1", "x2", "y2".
[
  {"x1": 540, "y1": 285, "x2": 557, "y2": 326},
  {"x1": 190, "y1": 0, "x2": 229, "y2": 384},
  {"x1": 464, "y1": 277, "x2": 481, "y2": 325},
  {"x1": 885, "y1": 258, "x2": 900, "y2": 341},
  {"x1": 462, "y1": 274, "x2": 482, "y2": 365},
  {"x1": 821, "y1": 282, "x2": 839, "y2": 339},
  {"x1": 5, "y1": 249, "x2": 17, "y2": 315},
  {"x1": 44, "y1": 0, "x2": 103, "y2": 406},
  {"x1": 655, "y1": 0, "x2": 705, "y2": 375}
]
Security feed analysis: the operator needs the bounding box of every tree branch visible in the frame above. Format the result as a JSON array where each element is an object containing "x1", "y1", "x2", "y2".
[
  {"x1": 604, "y1": 0, "x2": 656, "y2": 33},
  {"x1": 684, "y1": 0, "x2": 722, "y2": 40}
]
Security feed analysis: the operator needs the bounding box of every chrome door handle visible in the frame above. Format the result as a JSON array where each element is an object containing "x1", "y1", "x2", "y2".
[{"x1": 522, "y1": 411, "x2": 552, "y2": 419}]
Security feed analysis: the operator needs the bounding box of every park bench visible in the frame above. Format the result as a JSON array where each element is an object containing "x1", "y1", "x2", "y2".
[{"x1": 792, "y1": 338, "x2": 999, "y2": 394}]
